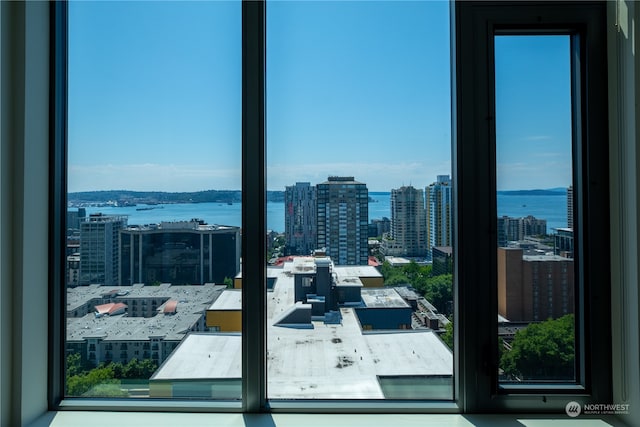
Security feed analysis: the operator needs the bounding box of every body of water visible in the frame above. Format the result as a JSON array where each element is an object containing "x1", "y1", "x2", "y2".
[{"x1": 83, "y1": 192, "x2": 569, "y2": 234}]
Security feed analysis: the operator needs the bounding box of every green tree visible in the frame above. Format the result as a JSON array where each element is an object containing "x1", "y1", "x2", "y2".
[
  {"x1": 65, "y1": 355, "x2": 158, "y2": 396},
  {"x1": 122, "y1": 358, "x2": 158, "y2": 379},
  {"x1": 223, "y1": 276, "x2": 234, "y2": 288},
  {"x1": 500, "y1": 314, "x2": 575, "y2": 380},
  {"x1": 380, "y1": 261, "x2": 394, "y2": 280},
  {"x1": 66, "y1": 365, "x2": 116, "y2": 396},
  {"x1": 402, "y1": 260, "x2": 421, "y2": 281},
  {"x1": 441, "y1": 320, "x2": 453, "y2": 351},
  {"x1": 419, "y1": 274, "x2": 452, "y2": 315},
  {"x1": 66, "y1": 353, "x2": 83, "y2": 377},
  {"x1": 384, "y1": 273, "x2": 411, "y2": 286},
  {"x1": 381, "y1": 261, "x2": 411, "y2": 286}
]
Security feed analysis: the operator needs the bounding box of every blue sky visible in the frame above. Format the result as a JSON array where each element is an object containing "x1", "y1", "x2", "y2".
[
  {"x1": 495, "y1": 35, "x2": 572, "y2": 191},
  {"x1": 68, "y1": 1, "x2": 571, "y2": 193}
]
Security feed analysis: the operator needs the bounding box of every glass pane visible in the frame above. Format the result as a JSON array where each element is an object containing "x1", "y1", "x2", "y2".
[
  {"x1": 495, "y1": 35, "x2": 576, "y2": 383},
  {"x1": 66, "y1": 1, "x2": 241, "y2": 399},
  {"x1": 266, "y1": 0, "x2": 453, "y2": 400}
]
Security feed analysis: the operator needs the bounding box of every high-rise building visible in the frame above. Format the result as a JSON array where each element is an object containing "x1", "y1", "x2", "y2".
[
  {"x1": 498, "y1": 215, "x2": 547, "y2": 246},
  {"x1": 520, "y1": 215, "x2": 547, "y2": 238},
  {"x1": 316, "y1": 176, "x2": 369, "y2": 265},
  {"x1": 79, "y1": 213, "x2": 128, "y2": 286},
  {"x1": 120, "y1": 220, "x2": 240, "y2": 286},
  {"x1": 383, "y1": 186, "x2": 426, "y2": 257},
  {"x1": 426, "y1": 175, "x2": 453, "y2": 257},
  {"x1": 554, "y1": 227, "x2": 574, "y2": 258},
  {"x1": 67, "y1": 207, "x2": 86, "y2": 231},
  {"x1": 368, "y1": 217, "x2": 391, "y2": 238},
  {"x1": 497, "y1": 247, "x2": 574, "y2": 322},
  {"x1": 285, "y1": 182, "x2": 317, "y2": 255}
]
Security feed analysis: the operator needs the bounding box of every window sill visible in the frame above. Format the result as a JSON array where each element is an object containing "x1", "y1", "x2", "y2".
[{"x1": 28, "y1": 412, "x2": 629, "y2": 427}]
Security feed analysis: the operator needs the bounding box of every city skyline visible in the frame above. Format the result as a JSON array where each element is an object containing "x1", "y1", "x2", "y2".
[{"x1": 68, "y1": 1, "x2": 572, "y2": 194}]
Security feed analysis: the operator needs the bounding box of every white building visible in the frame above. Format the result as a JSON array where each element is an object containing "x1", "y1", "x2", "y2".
[{"x1": 426, "y1": 175, "x2": 453, "y2": 258}]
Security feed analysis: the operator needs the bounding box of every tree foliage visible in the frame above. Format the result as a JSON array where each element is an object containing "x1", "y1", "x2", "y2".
[
  {"x1": 441, "y1": 320, "x2": 453, "y2": 350},
  {"x1": 500, "y1": 314, "x2": 575, "y2": 380},
  {"x1": 66, "y1": 355, "x2": 158, "y2": 397},
  {"x1": 416, "y1": 274, "x2": 452, "y2": 315},
  {"x1": 66, "y1": 364, "x2": 119, "y2": 396},
  {"x1": 380, "y1": 261, "x2": 451, "y2": 314},
  {"x1": 223, "y1": 276, "x2": 234, "y2": 288}
]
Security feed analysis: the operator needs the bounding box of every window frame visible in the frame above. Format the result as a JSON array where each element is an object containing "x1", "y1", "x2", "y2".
[
  {"x1": 454, "y1": 0, "x2": 611, "y2": 412},
  {"x1": 48, "y1": 0, "x2": 611, "y2": 415}
]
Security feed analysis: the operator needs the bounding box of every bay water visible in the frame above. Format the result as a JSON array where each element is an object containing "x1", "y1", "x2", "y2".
[{"x1": 83, "y1": 192, "x2": 569, "y2": 234}]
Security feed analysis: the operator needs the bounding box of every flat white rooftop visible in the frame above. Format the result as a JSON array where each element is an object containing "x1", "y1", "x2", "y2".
[
  {"x1": 153, "y1": 260, "x2": 453, "y2": 399},
  {"x1": 361, "y1": 288, "x2": 410, "y2": 308},
  {"x1": 209, "y1": 289, "x2": 242, "y2": 311},
  {"x1": 151, "y1": 333, "x2": 241, "y2": 381},
  {"x1": 335, "y1": 265, "x2": 382, "y2": 278}
]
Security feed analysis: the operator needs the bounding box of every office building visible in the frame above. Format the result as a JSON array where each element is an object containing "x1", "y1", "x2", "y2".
[
  {"x1": 79, "y1": 213, "x2": 128, "y2": 286},
  {"x1": 285, "y1": 182, "x2": 317, "y2": 255},
  {"x1": 432, "y1": 246, "x2": 453, "y2": 276},
  {"x1": 316, "y1": 176, "x2": 369, "y2": 265},
  {"x1": 497, "y1": 247, "x2": 574, "y2": 322},
  {"x1": 554, "y1": 227, "x2": 574, "y2": 258},
  {"x1": 426, "y1": 175, "x2": 453, "y2": 257},
  {"x1": 67, "y1": 207, "x2": 86, "y2": 231},
  {"x1": 368, "y1": 217, "x2": 391, "y2": 238},
  {"x1": 120, "y1": 220, "x2": 240, "y2": 286}
]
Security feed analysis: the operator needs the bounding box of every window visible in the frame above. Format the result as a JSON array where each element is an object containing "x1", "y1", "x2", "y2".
[
  {"x1": 54, "y1": 0, "x2": 610, "y2": 412},
  {"x1": 266, "y1": 0, "x2": 453, "y2": 402},
  {"x1": 495, "y1": 35, "x2": 576, "y2": 384},
  {"x1": 454, "y1": 1, "x2": 610, "y2": 411},
  {"x1": 0, "y1": 0, "x2": 622, "y2": 423},
  {"x1": 62, "y1": 0, "x2": 242, "y2": 402}
]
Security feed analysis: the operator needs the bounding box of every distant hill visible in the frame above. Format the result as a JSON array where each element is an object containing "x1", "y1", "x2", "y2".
[{"x1": 68, "y1": 190, "x2": 284, "y2": 206}]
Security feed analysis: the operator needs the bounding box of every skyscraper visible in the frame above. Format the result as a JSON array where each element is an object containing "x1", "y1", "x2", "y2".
[
  {"x1": 79, "y1": 213, "x2": 128, "y2": 286},
  {"x1": 316, "y1": 176, "x2": 369, "y2": 265},
  {"x1": 426, "y1": 175, "x2": 453, "y2": 258},
  {"x1": 383, "y1": 186, "x2": 427, "y2": 257},
  {"x1": 285, "y1": 182, "x2": 317, "y2": 255}
]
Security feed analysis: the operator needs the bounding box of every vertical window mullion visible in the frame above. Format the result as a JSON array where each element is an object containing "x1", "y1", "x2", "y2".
[
  {"x1": 453, "y1": 2, "x2": 496, "y2": 412},
  {"x1": 49, "y1": 0, "x2": 68, "y2": 408},
  {"x1": 242, "y1": 0, "x2": 267, "y2": 412}
]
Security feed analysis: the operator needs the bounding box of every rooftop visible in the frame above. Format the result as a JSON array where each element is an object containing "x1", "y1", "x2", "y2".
[
  {"x1": 523, "y1": 254, "x2": 573, "y2": 262},
  {"x1": 208, "y1": 289, "x2": 242, "y2": 311},
  {"x1": 67, "y1": 283, "x2": 224, "y2": 342},
  {"x1": 153, "y1": 259, "x2": 452, "y2": 399},
  {"x1": 361, "y1": 288, "x2": 410, "y2": 308}
]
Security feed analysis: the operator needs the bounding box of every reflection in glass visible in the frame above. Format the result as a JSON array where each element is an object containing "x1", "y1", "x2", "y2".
[{"x1": 494, "y1": 35, "x2": 576, "y2": 383}]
